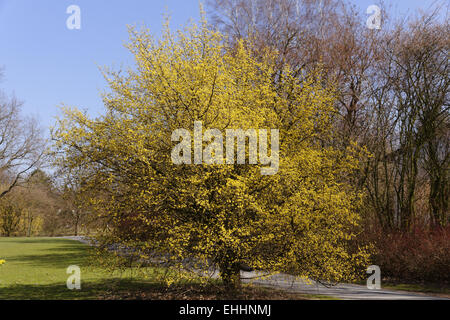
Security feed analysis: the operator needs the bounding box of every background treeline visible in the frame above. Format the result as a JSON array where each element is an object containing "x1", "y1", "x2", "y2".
[
  {"x1": 0, "y1": 73, "x2": 95, "y2": 236},
  {"x1": 0, "y1": 0, "x2": 448, "y2": 284},
  {"x1": 0, "y1": 168, "x2": 95, "y2": 237},
  {"x1": 208, "y1": 0, "x2": 449, "y2": 230},
  {"x1": 206, "y1": 0, "x2": 449, "y2": 283}
]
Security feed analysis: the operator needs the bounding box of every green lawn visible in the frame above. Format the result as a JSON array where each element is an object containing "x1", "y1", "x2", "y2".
[
  {"x1": 0, "y1": 237, "x2": 318, "y2": 300},
  {"x1": 0, "y1": 237, "x2": 166, "y2": 299}
]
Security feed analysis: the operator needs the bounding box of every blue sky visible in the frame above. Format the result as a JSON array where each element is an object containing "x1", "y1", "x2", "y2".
[{"x1": 0, "y1": 0, "x2": 446, "y2": 131}]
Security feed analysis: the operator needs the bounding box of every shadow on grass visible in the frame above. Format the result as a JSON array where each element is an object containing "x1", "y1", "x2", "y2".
[
  {"x1": 0, "y1": 278, "x2": 155, "y2": 300},
  {"x1": 5, "y1": 244, "x2": 94, "y2": 268},
  {"x1": 0, "y1": 279, "x2": 224, "y2": 300},
  {"x1": 6, "y1": 253, "x2": 87, "y2": 269},
  {"x1": 0, "y1": 238, "x2": 80, "y2": 245},
  {"x1": 0, "y1": 279, "x2": 314, "y2": 300}
]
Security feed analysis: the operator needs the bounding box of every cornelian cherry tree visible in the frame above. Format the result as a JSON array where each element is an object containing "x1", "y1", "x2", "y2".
[{"x1": 53, "y1": 17, "x2": 370, "y2": 288}]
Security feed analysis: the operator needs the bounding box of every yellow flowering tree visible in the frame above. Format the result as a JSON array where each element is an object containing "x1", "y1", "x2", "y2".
[{"x1": 53, "y1": 17, "x2": 370, "y2": 289}]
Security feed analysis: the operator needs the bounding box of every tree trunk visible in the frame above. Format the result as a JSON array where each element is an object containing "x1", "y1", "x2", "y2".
[
  {"x1": 73, "y1": 210, "x2": 80, "y2": 236},
  {"x1": 220, "y1": 262, "x2": 241, "y2": 291}
]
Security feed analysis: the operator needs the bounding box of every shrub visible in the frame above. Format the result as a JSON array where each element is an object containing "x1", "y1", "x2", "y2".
[{"x1": 370, "y1": 225, "x2": 450, "y2": 284}]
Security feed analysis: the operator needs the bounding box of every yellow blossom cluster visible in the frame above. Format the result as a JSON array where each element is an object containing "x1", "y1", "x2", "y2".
[{"x1": 53, "y1": 15, "x2": 371, "y2": 287}]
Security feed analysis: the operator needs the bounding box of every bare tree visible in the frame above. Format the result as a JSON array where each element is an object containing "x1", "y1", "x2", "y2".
[
  {"x1": 363, "y1": 9, "x2": 449, "y2": 229},
  {"x1": 54, "y1": 166, "x2": 93, "y2": 236},
  {"x1": 387, "y1": 14, "x2": 448, "y2": 228},
  {"x1": 0, "y1": 89, "x2": 46, "y2": 199}
]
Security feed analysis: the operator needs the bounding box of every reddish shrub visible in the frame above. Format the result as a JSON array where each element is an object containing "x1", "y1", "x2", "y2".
[{"x1": 368, "y1": 225, "x2": 450, "y2": 284}]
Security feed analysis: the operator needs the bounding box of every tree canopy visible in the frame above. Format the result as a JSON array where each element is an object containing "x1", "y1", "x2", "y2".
[{"x1": 53, "y1": 17, "x2": 370, "y2": 287}]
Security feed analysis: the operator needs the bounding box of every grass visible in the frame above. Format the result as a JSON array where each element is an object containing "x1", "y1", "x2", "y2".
[
  {"x1": 0, "y1": 237, "x2": 322, "y2": 300},
  {"x1": 0, "y1": 237, "x2": 152, "y2": 299},
  {"x1": 382, "y1": 282, "x2": 450, "y2": 298},
  {"x1": 352, "y1": 278, "x2": 450, "y2": 299}
]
